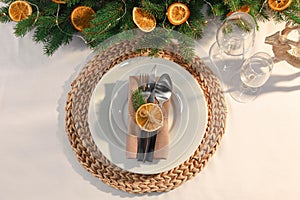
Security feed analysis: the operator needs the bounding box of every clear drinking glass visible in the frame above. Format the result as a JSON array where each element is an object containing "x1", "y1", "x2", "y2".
[
  {"x1": 229, "y1": 52, "x2": 274, "y2": 103},
  {"x1": 209, "y1": 12, "x2": 256, "y2": 72}
]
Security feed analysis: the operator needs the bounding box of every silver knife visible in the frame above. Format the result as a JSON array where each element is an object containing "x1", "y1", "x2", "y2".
[{"x1": 142, "y1": 65, "x2": 157, "y2": 162}]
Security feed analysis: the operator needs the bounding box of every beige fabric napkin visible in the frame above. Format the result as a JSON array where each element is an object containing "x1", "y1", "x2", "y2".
[{"x1": 126, "y1": 76, "x2": 170, "y2": 159}]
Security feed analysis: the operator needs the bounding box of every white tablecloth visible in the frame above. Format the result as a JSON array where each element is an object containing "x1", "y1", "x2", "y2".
[{"x1": 1, "y1": 14, "x2": 300, "y2": 200}]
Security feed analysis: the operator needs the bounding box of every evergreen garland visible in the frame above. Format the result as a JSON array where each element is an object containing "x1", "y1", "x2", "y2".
[{"x1": 0, "y1": 0, "x2": 299, "y2": 56}]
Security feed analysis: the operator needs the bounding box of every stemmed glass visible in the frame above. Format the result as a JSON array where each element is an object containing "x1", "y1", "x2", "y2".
[
  {"x1": 229, "y1": 52, "x2": 274, "y2": 103},
  {"x1": 209, "y1": 12, "x2": 256, "y2": 73}
]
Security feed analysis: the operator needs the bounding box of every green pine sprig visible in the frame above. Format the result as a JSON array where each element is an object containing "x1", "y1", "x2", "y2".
[
  {"x1": 83, "y1": 1, "x2": 125, "y2": 47},
  {"x1": 132, "y1": 89, "x2": 146, "y2": 111},
  {"x1": 0, "y1": 6, "x2": 10, "y2": 23},
  {"x1": 140, "y1": 0, "x2": 166, "y2": 21},
  {"x1": 33, "y1": 14, "x2": 74, "y2": 55},
  {"x1": 14, "y1": 15, "x2": 36, "y2": 36}
]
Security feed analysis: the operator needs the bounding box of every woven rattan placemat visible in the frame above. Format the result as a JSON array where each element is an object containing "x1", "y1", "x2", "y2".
[{"x1": 65, "y1": 41, "x2": 227, "y2": 193}]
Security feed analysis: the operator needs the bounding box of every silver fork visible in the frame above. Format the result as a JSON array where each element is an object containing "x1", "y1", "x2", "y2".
[
  {"x1": 139, "y1": 73, "x2": 150, "y2": 99},
  {"x1": 137, "y1": 73, "x2": 149, "y2": 161}
]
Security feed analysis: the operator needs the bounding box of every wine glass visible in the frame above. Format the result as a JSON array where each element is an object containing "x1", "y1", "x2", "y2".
[
  {"x1": 229, "y1": 52, "x2": 274, "y2": 103},
  {"x1": 209, "y1": 12, "x2": 256, "y2": 73}
]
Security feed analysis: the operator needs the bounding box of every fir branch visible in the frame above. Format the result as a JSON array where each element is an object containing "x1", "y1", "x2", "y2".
[
  {"x1": 183, "y1": 19, "x2": 205, "y2": 39},
  {"x1": 66, "y1": 0, "x2": 104, "y2": 8},
  {"x1": 1, "y1": 0, "x2": 299, "y2": 56},
  {"x1": 33, "y1": 15, "x2": 74, "y2": 55},
  {"x1": 223, "y1": 0, "x2": 239, "y2": 12},
  {"x1": 43, "y1": 25, "x2": 73, "y2": 55},
  {"x1": 140, "y1": 0, "x2": 166, "y2": 21},
  {"x1": 185, "y1": 0, "x2": 206, "y2": 38},
  {"x1": 0, "y1": 6, "x2": 10, "y2": 23},
  {"x1": 42, "y1": 3, "x2": 63, "y2": 15},
  {"x1": 132, "y1": 89, "x2": 146, "y2": 111},
  {"x1": 83, "y1": 1, "x2": 124, "y2": 42},
  {"x1": 252, "y1": 3, "x2": 270, "y2": 22},
  {"x1": 212, "y1": 3, "x2": 228, "y2": 17},
  {"x1": 34, "y1": 16, "x2": 57, "y2": 43},
  {"x1": 81, "y1": 0, "x2": 105, "y2": 9},
  {"x1": 14, "y1": 15, "x2": 36, "y2": 36},
  {"x1": 179, "y1": 0, "x2": 193, "y2": 4},
  {"x1": 136, "y1": 28, "x2": 172, "y2": 50},
  {"x1": 269, "y1": 0, "x2": 300, "y2": 24},
  {"x1": 282, "y1": 10, "x2": 300, "y2": 24},
  {"x1": 119, "y1": 9, "x2": 136, "y2": 30},
  {"x1": 281, "y1": 1, "x2": 300, "y2": 24},
  {"x1": 86, "y1": 28, "x2": 118, "y2": 48},
  {"x1": 67, "y1": 0, "x2": 80, "y2": 7},
  {"x1": 177, "y1": 36, "x2": 195, "y2": 62}
]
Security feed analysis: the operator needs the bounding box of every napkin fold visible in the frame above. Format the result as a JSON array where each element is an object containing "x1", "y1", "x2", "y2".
[{"x1": 126, "y1": 76, "x2": 170, "y2": 159}]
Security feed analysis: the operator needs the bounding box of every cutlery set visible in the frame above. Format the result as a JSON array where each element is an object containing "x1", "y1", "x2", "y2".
[{"x1": 137, "y1": 66, "x2": 173, "y2": 162}]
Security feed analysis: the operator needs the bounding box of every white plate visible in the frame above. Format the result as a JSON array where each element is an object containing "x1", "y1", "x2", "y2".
[{"x1": 88, "y1": 57, "x2": 207, "y2": 174}]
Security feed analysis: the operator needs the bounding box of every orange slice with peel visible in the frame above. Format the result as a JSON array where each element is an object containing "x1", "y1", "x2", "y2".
[
  {"x1": 135, "y1": 103, "x2": 163, "y2": 132},
  {"x1": 71, "y1": 6, "x2": 95, "y2": 32},
  {"x1": 226, "y1": 5, "x2": 251, "y2": 17},
  {"x1": 52, "y1": 0, "x2": 68, "y2": 4},
  {"x1": 8, "y1": 0, "x2": 32, "y2": 22},
  {"x1": 132, "y1": 7, "x2": 156, "y2": 32},
  {"x1": 268, "y1": 0, "x2": 293, "y2": 11},
  {"x1": 167, "y1": 3, "x2": 190, "y2": 26}
]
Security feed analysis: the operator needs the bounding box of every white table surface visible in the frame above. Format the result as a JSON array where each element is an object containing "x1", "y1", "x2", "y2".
[{"x1": 1, "y1": 12, "x2": 300, "y2": 200}]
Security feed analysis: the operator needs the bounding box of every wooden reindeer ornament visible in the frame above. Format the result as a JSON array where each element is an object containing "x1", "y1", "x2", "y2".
[{"x1": 265, "y1": 22, "x2": 300, "y2": 68}]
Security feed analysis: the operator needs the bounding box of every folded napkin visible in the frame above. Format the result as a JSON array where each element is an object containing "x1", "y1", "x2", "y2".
[{"x1": 126, "y1": 76, "x2": 170, "y2": 159}]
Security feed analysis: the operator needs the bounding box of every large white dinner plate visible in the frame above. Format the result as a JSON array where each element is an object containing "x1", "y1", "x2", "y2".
[{"x1": 88, "y1": 57, "x2": 207, "y2": 174}]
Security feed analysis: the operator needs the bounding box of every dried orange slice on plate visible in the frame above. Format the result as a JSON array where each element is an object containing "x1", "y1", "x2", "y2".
[
  {"x1": 132, "y1": 7, "x2": 156, "y2": 32},
  {"x1": 71, "y1": 6, "x2": 95, "y2": 32},
  {"x1": 8, "y1": 0, "x2": 32, "y2": 22},
  {"x1": 135, "y1": 103, "x2": 163, "y2": 132},
  {"x1": 268, "y1": 0, "x2": 293, "y2": 11},
  {"x1": 167, "y1": 3, "x2": 190, "y2": 26}
]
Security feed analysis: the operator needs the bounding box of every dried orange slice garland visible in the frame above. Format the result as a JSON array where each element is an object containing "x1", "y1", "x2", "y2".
[
  {"x1": 226, "y1": 5, "x2": 251, "y2": 17},
  {"x1": 8, "y1": 0, "x2": 32, "y2": 22},
  {"x1": 135, "y1": 103, "x2": 163, "y2": 132},
  {"x1": 132, "y1": 7, "x2": 156, "y2": 32},
  {"x1": 167, "y1": 3, "x2": 190, "y2": 26},
  {"x1": 268, "y1": 0, "x2": 293, "y2": 11},
  {"x1": 52, "y1": 0, "x2": 68, "y2": 4},
  {"x1": 71, "y1": 6, "x2": 95, "y2": 32}
]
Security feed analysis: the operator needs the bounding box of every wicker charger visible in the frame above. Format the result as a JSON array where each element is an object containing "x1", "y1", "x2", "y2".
[{"x1": 65, "y1": 40, "x2": 227, "y2": 194}]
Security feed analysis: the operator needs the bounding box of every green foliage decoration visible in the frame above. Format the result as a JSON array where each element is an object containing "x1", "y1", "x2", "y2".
[{"x1": 0, "y1": 0, "x2": 299, "y2": 56}]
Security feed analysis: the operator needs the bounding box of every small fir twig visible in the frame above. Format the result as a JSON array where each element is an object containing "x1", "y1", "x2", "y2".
[{"x1": 132, "y1": 89, "x2": 146, "y2": 111}]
